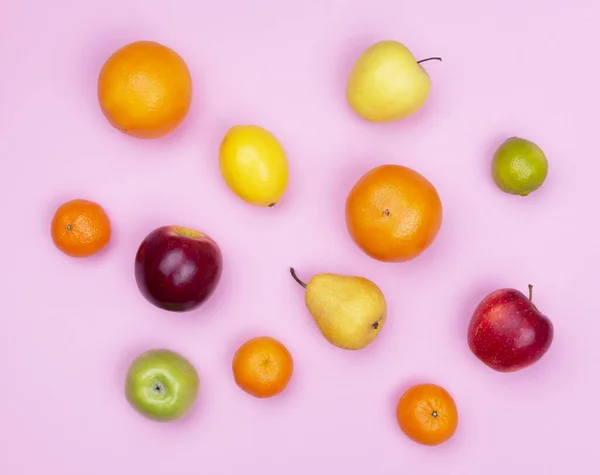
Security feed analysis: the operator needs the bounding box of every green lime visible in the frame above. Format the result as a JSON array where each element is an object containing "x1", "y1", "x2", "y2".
[{"x1": 492, "y1": 137, "x2": 548, "y2": 196}]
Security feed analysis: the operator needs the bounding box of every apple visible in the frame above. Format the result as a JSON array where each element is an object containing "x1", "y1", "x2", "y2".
[
  {"x1": 135, "y1": 225, "x2": 223, "y2": 312},
  {"x1": 468, "y1": 285, "x2": 554, "y2": 372},
  {"x1": 125, "y1": 349, "x2": 199, "y2": 422}
]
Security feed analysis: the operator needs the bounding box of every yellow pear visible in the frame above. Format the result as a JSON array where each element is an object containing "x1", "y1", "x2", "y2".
[
  {"x1": 346, "y1": 40, "x2": 441, "y2": 122},
  {"x1": 290, "y1": 268, "x2": 387, "y2": 350}
]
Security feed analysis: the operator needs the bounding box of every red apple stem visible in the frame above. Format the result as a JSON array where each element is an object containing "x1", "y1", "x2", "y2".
[
  {"x1": 529, "y1": 284, "x2": 534, "y2": 301},
  {"x1": 289, "y1": 268, "x2": 307, "y2": 289},
  {"x1": 417, "y1": 57, "x2": 442, "y2": 64}
]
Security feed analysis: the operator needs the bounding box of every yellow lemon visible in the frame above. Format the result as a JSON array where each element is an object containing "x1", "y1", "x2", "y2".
[{"x1": 219, "y1": 125, "x2": 289, "y2": 207}]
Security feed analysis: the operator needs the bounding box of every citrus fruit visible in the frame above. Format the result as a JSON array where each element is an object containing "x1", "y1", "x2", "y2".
[
  {"x1": 219, "y1": 125, "x2": 289, "y2": 207},
  {"x1": 492, "y1": 137, "x2": 548, "y2": 196},
  {"x1": 396, "y1": 383, "x2": 458, "y2": 446},
  {"x1": 345, "y1": 164, "x2": 442, "y2": 262},
  {"x1": 98, "y1": 40, "x2": 192, "y2": 139},
  {"x1": 232, "y1": 336, "x2": 293, "y2": 398},
  {"x1": 51, "y1": 199, "x2": 111, "y2": 257}
]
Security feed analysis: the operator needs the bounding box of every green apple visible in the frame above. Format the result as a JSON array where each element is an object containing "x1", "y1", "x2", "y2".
[
  {"x1": 346, "y1": 40, "x2": 441, "y2": 122},
  {"x1": 492, "y1": 137, "x2": 548, "y2": 196},
  {"x1": 125, "y1": 349, "x2": 199, "y2": 422}
]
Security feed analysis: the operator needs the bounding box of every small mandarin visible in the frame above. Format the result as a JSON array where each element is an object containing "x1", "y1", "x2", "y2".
[
  {"x1": 51, "y1": 199, "x2": 111, "y2": 257},
  {"x1": 232, "y1": 336, "x2": 293, "y2": 398},
  {"x1": 345, "y1": 164, "x2": 442, "y2": 262},
  {"x1": 396, "y1": 383, "x2": 458, "y2": 446}
]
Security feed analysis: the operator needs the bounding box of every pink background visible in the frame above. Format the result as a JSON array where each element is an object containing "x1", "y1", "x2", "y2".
[{"x1": 1, "y1": 0, "x2": 599, "y2": 473}]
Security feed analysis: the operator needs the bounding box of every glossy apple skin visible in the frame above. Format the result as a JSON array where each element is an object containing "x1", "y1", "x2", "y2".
[
  {"x1": 135, "y1": 226, "x2": 223, "y2": 312},
  {"x1": 468, "y1": 288, "x2": 554, "y2": 372},
  {"x1": 125, "y1": 349, "x2": 199, "y2": 422}
]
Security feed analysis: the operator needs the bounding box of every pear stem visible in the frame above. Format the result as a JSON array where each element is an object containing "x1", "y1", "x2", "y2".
[
  {"x1": 528, "y1": 284, "x2": 534, "y2": 301},
  {"x1": 289, "y1": 268, "x2": 307, "y2": 289},
  {"x1": 417, "y1": 57, "x2": 442, "y2": 64}
]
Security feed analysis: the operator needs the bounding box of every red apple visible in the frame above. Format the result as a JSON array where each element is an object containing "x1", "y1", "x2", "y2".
[
  {"x1": 135, "y1": 226, "x2": 222, "y2": 312},
  {"x1": 467, "y1": 285, "x2": 553, "y2": 372}
]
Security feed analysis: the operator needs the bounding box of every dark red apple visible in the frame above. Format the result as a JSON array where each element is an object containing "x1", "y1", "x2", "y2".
[
  {"x1": 467, "y1": 285, "x2": 554, "y2": 372},
  {"x1": 135, "y1": 226, "x2": 222, "y2": 312}
]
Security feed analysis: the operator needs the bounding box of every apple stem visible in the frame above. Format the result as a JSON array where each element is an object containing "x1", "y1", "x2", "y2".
[
  {"x1": 528, "y1": 284, "x2": 534, "y2": 301},
  {"x1": 289, "y1": 268, "x2": 307, "y2": 289},
  {"x1": 417, "y1": 57, "x2": 442, "y2": 64}
]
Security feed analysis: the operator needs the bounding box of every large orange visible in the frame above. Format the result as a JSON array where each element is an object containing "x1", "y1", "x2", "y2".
[
  {"x1": 232, "y1": 336, "x2": 293, "y2": 399},
  {"x1": 51, "y1": 199, "x2": 111, "y2": 257},
  {"x1": 345, "y1": 164, "x2": 442, "y2": 262},
  {"x1": 98, "y1": 40, "x2": 192, "y2": 139},
  {"x1": 396, "y1": 383, "x2": 458, "y2": 446}
]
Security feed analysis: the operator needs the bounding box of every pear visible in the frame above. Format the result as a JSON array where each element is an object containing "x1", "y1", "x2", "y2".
[
  {"x1": 290, "y1": 268, "x2": 387, "y2": 350},
  {"x1": 346, "y1": 40, "x2": 441, "y2": 122}
]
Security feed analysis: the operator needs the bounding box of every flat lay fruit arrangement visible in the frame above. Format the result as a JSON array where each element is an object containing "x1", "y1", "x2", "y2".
[
  {"x1": 49, "y1": 35, "x2": 557, "y2": 438},
  {"x1": 4, "y1": 2, "x2": 598, "y2": 474}
]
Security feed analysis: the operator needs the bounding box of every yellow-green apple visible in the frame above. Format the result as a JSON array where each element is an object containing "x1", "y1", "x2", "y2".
[
  {"x1": 125, "y1": 349, "x2": 199, "y2": 422},
  {"x1": 346, "y1": 40, "x2": 441, "y2": 122}
]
